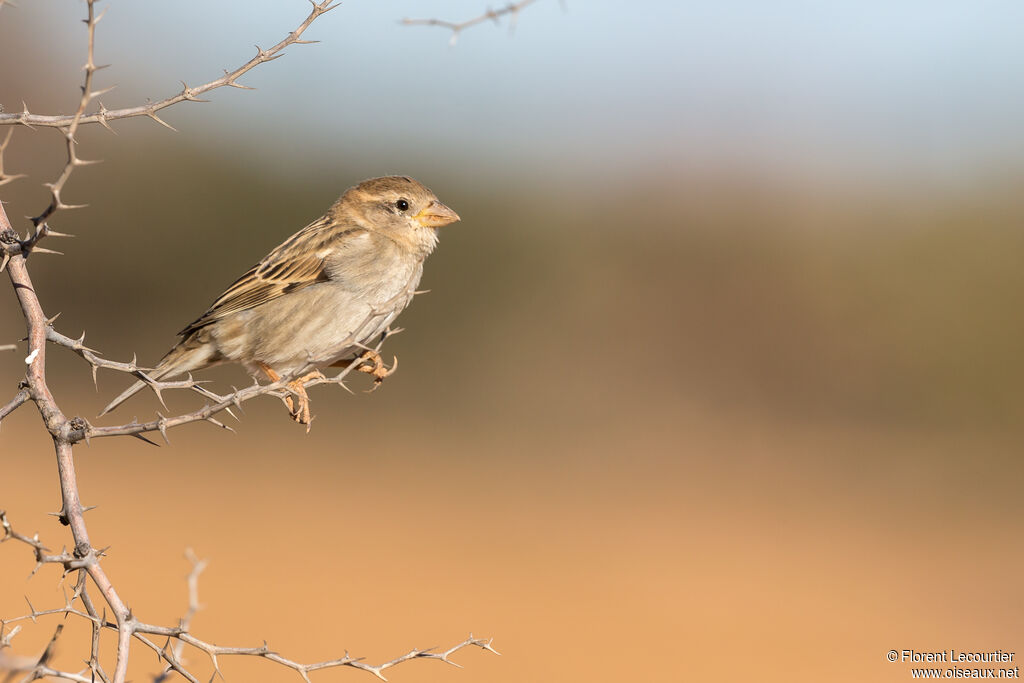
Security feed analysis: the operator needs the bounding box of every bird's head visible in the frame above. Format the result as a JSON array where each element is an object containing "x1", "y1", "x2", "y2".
[{"x1": 336, "y1": 176, "x2": 460, "y2": 256}]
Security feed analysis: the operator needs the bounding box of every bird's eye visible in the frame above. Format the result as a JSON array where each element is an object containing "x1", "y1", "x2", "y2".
[{"x1": 395, "y1": 199, "x2": 410, "y2": 212}]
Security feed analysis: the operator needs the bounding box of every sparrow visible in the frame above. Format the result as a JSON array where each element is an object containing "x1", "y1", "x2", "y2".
[{"x1": 100, "y1": 175, "x2": 460, "y2": 425}]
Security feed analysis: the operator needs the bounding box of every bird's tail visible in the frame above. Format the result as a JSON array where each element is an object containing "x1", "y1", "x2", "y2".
[{"x1": 98, "y1": 341, "x2": 214, "y2": 417}]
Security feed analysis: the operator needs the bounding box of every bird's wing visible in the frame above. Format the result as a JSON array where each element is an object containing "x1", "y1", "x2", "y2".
[{"x1": 179, "y1": 216, "x2": 365, "y2": 336}]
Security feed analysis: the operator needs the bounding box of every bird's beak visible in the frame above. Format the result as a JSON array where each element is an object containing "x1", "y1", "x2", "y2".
[{"x1": 414, "y1": 201, "x2": 460, "y2": 228}]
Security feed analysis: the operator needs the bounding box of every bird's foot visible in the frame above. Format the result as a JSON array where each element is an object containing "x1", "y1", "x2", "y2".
[
  {"x1": 357, "y1": 350, "x2": 397, "y2": 388},
  {"x1": 259, "y1": 363, "x2": 323, "y2": 430},
  {"x1": 284, "y1": 370, "x2": 324, "y2": 431}
]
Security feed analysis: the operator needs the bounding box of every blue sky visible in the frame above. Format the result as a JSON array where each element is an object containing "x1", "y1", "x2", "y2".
[{"x1": 20, "y1": 0, "x2": 1024, "y2": 189}]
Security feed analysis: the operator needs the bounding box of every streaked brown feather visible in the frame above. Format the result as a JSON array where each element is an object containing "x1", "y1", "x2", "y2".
[{"x1": 179, "y1": 215, "x2": 364, "y2": 336}]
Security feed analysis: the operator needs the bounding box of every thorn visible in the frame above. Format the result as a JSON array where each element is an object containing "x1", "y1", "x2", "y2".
[
  {"x1": 43, "y1": 229, "x2": 76, "y2": 238},
  {"x1": 87, "y1": 86, "x2": 116, "y2": 104},
  {"x1": 204, "y1": 416, "x2": 234, "y2": 433},
  {"x1": 230, "y1": 389, "x2": 245, "y2": 414},
  {"x1": 149, "y1": 383, "x2": 168, "y2": 411},
  {"x1": 18, "y1": 102, "x2": 36, "y2": 131},
  {"x1": 129, "y1": 432, "x2": 160, "y2": 447},
  {"x1": 30, "y1": 247, "x2": 64, "y2": 256},
  {"x1": 3, "y1": 624, "x2": 21, "y2": 644},
  {"x1": 0, "y1": 174, "x2": 28, "y2": 187},
  {"x1": 211, "y1": 653, "x2": 223, "y2": 679},
  {"x1": 146, "y1": 111, "x2": 178, "y2": 132},
  {"x1": 155, "y1": 415, "x2": 170, "y2": 445},
  {"x1": 96, "y1": 106, "x2": 115, "y2": 133}
]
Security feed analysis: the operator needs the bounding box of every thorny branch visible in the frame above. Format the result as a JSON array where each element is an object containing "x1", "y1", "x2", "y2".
[
  {"x1": 84, "y1": 329, "x2": 398, "y2": 443},
  {"x1": 1, "y1": 182, "x2": 134, "y2": 682},
  {"x1": 0, "y1": 129, "x2": 25, "y2": 186},
  {"x1": 1, "y1": 2, "x2": 495, "y2": 682},
  {"x1": 0, "y1": 387, "x2": 29, "y2": 424},
  {"x1": 2, "y1": 521, "x2": 498, "y2": 682},
  {"x1": 403, "y1": 0, "x2": 540, "y2": 45},
  {"x1": 30, "y1": 0, "x2": 105, "y2": 233},
  {"x1": 152, "y1": 550, "x2": 206, "y2": 683},
  {"x1": 0, "y1": 1, "x2": 337, "y2": 131}
]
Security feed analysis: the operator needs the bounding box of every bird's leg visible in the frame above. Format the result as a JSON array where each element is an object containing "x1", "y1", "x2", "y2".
[
  {"x1": 256, "y1": 362, "x2": 282, "y2": 383},
  {"x1": 257, "y1": 361, "x2": 297, "y2": 416},
  {"x1": 286, "y1": 370, "x2": 326, "y2": 428},
  {"x1": 287, "y1": 380, "x2": 311, "y2": 427},
  {"x1": 257, "y1": 362, "x2": 323, "y2": 427},
  {"x1": 331, "y1": 350, "x2": 397, "y2": 386}
]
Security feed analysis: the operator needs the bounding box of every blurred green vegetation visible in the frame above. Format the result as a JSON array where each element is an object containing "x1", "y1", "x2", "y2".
[{"x1": 2, "y1": 129, "x2": 1023, "y2": 437}]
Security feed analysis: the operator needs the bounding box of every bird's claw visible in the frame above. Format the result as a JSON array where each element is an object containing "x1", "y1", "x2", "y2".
[
  {"x1": 357, "y1": 350, "x2": 397, "y2": 389},
  {"x1": 283, "y1": 370, "x2": 324, "y2": 430}
]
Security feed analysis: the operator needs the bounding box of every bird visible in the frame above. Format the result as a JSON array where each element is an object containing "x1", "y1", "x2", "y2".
[{"x1": 100, "y1": 175, "x2": 460, "y2": 425}]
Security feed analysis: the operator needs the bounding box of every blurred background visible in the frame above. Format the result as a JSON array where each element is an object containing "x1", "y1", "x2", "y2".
[{"x1": 1, "y1": 1, "x2": 1023, "y2": 681}]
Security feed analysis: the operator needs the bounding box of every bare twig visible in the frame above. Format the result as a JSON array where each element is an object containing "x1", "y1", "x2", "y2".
[
  {"x1": 84, "y1": 330, "x2": 397, "y2": 441},
  {"x1": 0, "y1": 1, "x2": 338, "y2": 131},
  {"x1": 0, "y1": 388, "x2": 30, "y2": 424},
  {"x1": 2, "y1": 529, "x2": 496, "y2": 683},
  {"x1": 0, "y1": 129, "x2": 26, "y2": 186},
  {"x1": 1, "y1": 197, "x2": 134, "y2": 681},
  {"x1": 134, "y1": 619, "x2": 498, "y2": 683},
  {"x1": 403, "y1": 0, "x2": 538, "y2": 45},
  {"x1": 153, "y1": 550, "x2": 207, "y2": 682},
  {"x1": 46, "y1": 327, "x2": 151, "y2": 390},
  {"x1": 28, "y1": 0, "x2": 104, "y2": 235}
]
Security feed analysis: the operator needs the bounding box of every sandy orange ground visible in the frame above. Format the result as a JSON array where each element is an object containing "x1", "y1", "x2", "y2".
[{"x1": 2, "y1": 390, "x2": 1020, "y2": 682}]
